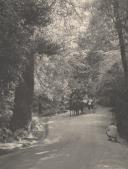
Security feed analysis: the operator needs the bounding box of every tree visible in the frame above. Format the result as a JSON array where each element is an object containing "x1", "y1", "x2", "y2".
[
  {"x1": 112, "y1": 0, "x2": 128, "y2": 86},
  {"x1": 12, "y1": 0, "x2": 52, "y2": 131},
  {"x1": 0, "y1": 0, "x2": 51, "y2": 131},
  {"x1": 99, "y1": 0, "x2": 128, "y2": 86},
  {"x1": 76, "y1": 0, "x2": 128, "y2": 95}
]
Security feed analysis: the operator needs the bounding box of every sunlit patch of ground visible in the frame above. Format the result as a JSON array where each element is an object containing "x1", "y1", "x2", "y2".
[
  {"x1": 42, "y1": 120, "x2": 54, "y2": 125},
  {"x1": 95, "y1": 163, "x2": 126, "y2": 169},
  {"x1": 43, "y1": 136, "x2": 63, "y2": 145},
  {"x1": 35, "y1": 151, "x2": 50, "y2": 155}
]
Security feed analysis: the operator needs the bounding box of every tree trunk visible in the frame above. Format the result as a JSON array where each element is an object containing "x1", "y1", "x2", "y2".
[
  {"x1": 118, "y1": 30, "x2": 128, "y2": 85},
  {"x1": 10, "y1": 55, "x2": 34, "y2": 131},
  {"x1": 113, "y1": 0, "x2": 128, "y2": 86}
]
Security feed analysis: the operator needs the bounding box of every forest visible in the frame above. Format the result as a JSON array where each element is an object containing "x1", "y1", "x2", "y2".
[{"x1": 0, "y1": 0, "x2": 128, "y2": 145}]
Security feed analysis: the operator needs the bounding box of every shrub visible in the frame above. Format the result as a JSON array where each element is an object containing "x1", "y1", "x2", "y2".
[{"x1": 0, "y1": 128, "x2": 13, "y2": 143}]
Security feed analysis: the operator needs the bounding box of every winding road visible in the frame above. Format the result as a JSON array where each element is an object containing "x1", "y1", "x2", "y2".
[{"x1": 0, "y1": 106, "x2": 128, "y2": 169}]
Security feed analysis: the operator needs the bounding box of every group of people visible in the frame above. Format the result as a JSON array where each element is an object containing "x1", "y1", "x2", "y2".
[
  {"x1": 69, "y1": 89, "x2": 119, "y2": 142},
  {"x1": 69, "y1": 89, "x2": 95, "y2": 116}
]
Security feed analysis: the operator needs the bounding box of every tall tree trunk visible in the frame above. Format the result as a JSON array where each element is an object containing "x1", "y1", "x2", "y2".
[
  {"x1": 113, "y1": 0, "x2": 128, "y2": 86},
  {"x1": 10, "y1": 55, "x2": 34, "y2": 131}
]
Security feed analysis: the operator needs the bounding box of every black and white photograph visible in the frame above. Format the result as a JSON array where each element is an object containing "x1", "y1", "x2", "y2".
[{"x1": 0, "y1": 0, "x2": 128, "y2": 168}]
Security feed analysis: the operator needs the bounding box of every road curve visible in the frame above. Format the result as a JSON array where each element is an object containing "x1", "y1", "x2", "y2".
[{"x1": 0, "y1": 106, "x2": 128, "y2": 169}]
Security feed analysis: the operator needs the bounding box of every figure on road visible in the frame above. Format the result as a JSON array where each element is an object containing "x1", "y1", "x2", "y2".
[{"x1": 106, "y1": 123, "x2": 118, "y2": 142}]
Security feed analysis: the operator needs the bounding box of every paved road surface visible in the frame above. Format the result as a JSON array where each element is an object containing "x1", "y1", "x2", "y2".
[{"x1": 0, "y1": 106, "x2": 128, "y2": 169}]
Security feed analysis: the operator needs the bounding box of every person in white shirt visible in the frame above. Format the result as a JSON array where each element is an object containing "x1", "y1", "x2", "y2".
[{"x1": 106, "y1": 123, "x2": 118, "y2": 142}]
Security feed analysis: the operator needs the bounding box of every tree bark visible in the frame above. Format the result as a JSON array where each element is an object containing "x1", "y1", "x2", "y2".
[{"x1": 10, "y1": 55, "x2": 34, "y2": 131}]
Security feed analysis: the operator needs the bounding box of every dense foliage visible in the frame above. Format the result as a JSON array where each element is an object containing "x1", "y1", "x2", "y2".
[{"x1": 0, "y1": 0, "x2": 128, "y2": 142}]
